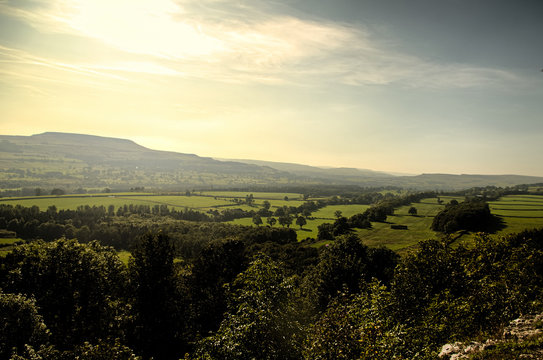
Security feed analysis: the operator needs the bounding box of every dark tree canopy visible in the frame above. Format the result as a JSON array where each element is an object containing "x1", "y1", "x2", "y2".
[{"x1": 431, "y1": 200, "x2": 494, "y2": 233}]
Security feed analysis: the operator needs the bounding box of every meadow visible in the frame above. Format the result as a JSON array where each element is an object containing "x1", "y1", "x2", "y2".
[
  {"x1": 0, "y1": 237, "x2": 23, "y2": 257},
  {"x1": 489, "y1": 195, "x2": 543, "y2": 235},
  {"x1": 0, "y1": 191, "x2": 306, "y2": 212},
  {"x1": 3, "y1": 191, "x2": 543, "y2": 253}
]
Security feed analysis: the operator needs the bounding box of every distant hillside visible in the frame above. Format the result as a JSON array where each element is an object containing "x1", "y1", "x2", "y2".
[
  {"x1": 0, "y1": 132, "x2": 275, "y2": 173},
  {"x1": 1, "y1": 132, "x2": 543, "y2": 192},
  {"x1": 390, "y1": 173, "x2": 543, "y2": 190},
  {"x1": 0, "y1": 132, "x2": 287, "y2": 190},
  {"x1": 219, "y1": 158, "x2": 394, "y2": 182}
]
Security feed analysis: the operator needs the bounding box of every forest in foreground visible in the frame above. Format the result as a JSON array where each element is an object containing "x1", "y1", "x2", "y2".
[
  {"x1": 2, "y1": 228, "x2": 543, "y2": 359},
  {"x1": 1, "y1": 186, "x2": 543, "y2": 359}
]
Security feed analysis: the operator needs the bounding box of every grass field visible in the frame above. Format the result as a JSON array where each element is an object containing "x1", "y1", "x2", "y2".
[
  {"x1": 228, "y1": 216, "x2": 329, "y2": 241},
  {"x1": 0, "y1": 238, "x2": 23, "y2": 257},
  {"x1": 311, "y1": 204, "x2": 371, "y2": 219},
  {"x1": 228, "y1": 204, "x2": 373, "y2": 241},
  {"x1": 489, "y1": 195, "x2": 543, "y2": 235},
  {"x1": 231, "y1": 198, "x2": 468, "y2": 246},
  {"x1": 305, "y1": 197, "x2": 463, "y2": 251},
  {"x1": 3, "y1": 193, "x2": 543, "y2": 254},
  {"x1": 199, "y1": 191, "x2": 305, "y2": 200},
  {"x1": 0, "y1": 192, "x2": 305, "y2": 213}
]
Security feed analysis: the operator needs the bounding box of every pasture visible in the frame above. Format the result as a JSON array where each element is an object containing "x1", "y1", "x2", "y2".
[
  {"x1": 232, "y1": 194, "x2": 543, "y2": 251},
  {"x1": 311, "y1": 204, "x2": 371, "y2": 219},
  {"x1": 489, "y1": 195, "x2": 543, "y2": 235},
  {"x1": 0, "y1": 191, "x2": 305, "y2": 213},
  {"x1": 3, "y1": 192, "x2": 543, "y2": 254},
  {"x1": 199, "y1": 191, "x2": 305, "y2": 201},
  {"x1": 228, "y1": 204, "x2": 373, "y2": 241},
  {"x1": 0, "y1": 237, "x2": 23, "y2": 257}
]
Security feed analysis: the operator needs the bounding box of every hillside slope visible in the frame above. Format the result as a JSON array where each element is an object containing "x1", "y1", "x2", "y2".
[{"x1": 1, "y1": 132, "x2": 543, "y2": 191}]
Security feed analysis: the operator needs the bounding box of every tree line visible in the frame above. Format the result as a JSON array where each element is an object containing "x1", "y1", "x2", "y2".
[{"x1": 2, "y1": 227, "x2": 542, "y2": 359}]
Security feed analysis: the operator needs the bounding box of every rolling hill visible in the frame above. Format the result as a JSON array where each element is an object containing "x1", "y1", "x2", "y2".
[{"x1": 1, "y1": 132, "x2": 543, "y2": 191}]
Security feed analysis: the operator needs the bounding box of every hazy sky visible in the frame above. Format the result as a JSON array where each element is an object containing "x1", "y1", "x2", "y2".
[{"x1": 1, "y1": 0, "x2": 542, "y2": 175}]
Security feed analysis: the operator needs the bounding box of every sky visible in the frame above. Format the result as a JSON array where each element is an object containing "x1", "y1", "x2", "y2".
[{"x1": 1, "y1": 0, "x2": 542, "y2": 176}]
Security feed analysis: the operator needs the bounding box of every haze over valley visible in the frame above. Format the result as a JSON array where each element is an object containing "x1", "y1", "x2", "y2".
[{"x1": 2, "y1": 132, "x2": 543, "y2": 193}]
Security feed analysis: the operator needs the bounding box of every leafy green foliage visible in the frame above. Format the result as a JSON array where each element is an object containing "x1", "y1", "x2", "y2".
[
  {"x1": 431, "y1": 200, "x2": 494, "y2": 233},
  {"x1": 304, "y1": 282, "x2": 407, "y2": 360},
  {"x1": 306, "y1": 234, "x2": 398, "y2": 311},
  {"x1": 0, "y1": 239, "x2": 127, "y2": 349},
  {"x1": 128, "y1": 232, "x2": 187, "y2": 360},
  {"x1": 0, "y1": 291, "x2": 49, "y2": 359},
  {"x1": 188, "y1": 239, "x2": 248, "y2": 337},
  {"x1": 196, "y1": 255, "x2": 305, "y2": 360}
]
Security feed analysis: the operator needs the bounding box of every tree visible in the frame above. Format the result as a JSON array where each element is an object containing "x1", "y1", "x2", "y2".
[
  {"x1": 334, "y1": 210, "x2": 343, "y2": 219},
  {"x1": 333, "y1": 217, "x2": 351, "y2": 236},
  {"x1": 274, "y1": 206, "x2": 286, "y2": 217},
  {"x1": 348, "y1": 213, "x2": 371, "y2": 229},
  {"x1": 431, "y1": 200, "x2": 493, "y2": 233},
  {"x1": 128, "y1": 233, "x2": 186, "y2": 359},
  {"x1": 50, "y1": 188, "x2": 65, "y2": 196},
  {"x1": 304, "y1": 282, "x2": 405, "y2": 360},
  {"x1": 317, "y1": 223, "x2": 334, "y2": 240},
  {"x1": 267, "y1": 217, "x2": 277, "y2": 227},
  {"x1": 308, "y1": 234, "x2": 370, "y2": 311},
  {"x1": 278, "y1": 215, "x2": 293, "y2": 228},
  {"x1": 408, "y1": 207, "x2": 417, "y2": 216},
  {"x1": 196, "y1": 255, "x2": 304, "y2": 360},
  {"x1": 246, "y1": 194, "x2": 254, "y2": 206},
  {"x1": 189, "y1": 239, "x2": 247, "y2": 338},
  {"x1": 0, "y1": 239, "x2": 127, "y2": 349},
  {"x1": 252, "y1": 214, "x2": 263, "y2": 226},
  {"x1": 0, "y1": 291, "x2": 49, "y2": 359},
  {"x1": 296, "y1": 216, "x2": 307, "y2": 229}
]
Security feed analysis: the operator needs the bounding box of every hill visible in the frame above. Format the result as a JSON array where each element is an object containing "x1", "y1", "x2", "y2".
[
  {"x1": 219, "y1": 158, "x2": 394, "y2": 182},
  {"x1": 1, "y1": 132, "x2": 543, "y2": 191},
  {"x1": 0, "y1": 132, "x2": 286, "y2": 190}
]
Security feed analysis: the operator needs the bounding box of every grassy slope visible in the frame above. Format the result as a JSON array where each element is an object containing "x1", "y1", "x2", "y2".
[{"x1": 489, "y1": 195, "x2": 543, "y2": 235}]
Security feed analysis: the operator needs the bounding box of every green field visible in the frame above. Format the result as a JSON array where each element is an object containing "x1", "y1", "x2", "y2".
[
  {"x1": 228, "y1": 216, "x2": 329, "y2": 241},
  {"x1": 489, "y1": 195, "x2": 543, "y2": 235},
  {"x1": 228, "y1": 204, "x2": 373, "y2": 241},
  {"x1": 0, "y1": 192, "x2": 305, "y2": 213},
  {"x1": 356, "y1": 195, "x2": 543, "y2": 251},
  {"x1": 199, "y1": 191, "x2": 305, "y2": 200},
  {"x1": 311, "y1": 204, "x2": 371, "y2": 219},
  {"x1": 230, "y1": 198, "x2": 465, "y2": 247},
  {"x1": 0, "y1": 238, "x2": 23, "y2": 257},
  {"x1": 3, "y1": 193, "x2": 543, "y2": 254}
]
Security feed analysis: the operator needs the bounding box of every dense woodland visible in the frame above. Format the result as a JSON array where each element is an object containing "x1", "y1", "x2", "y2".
[{"x1": 1, "y1": 186, "x2": 543, "y2": 359}]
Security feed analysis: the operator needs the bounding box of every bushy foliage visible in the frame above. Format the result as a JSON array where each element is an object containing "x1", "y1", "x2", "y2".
[
  {"x1": 127, "y1": 232, "x2": 187, "y2": 360},
  {"x1": 196, "y1": 255, "x2": 305, "y2": 360},
  {"x1": 0, "y1": 291, "x2": 49, "y2": 359},
  {"x1": 304, "y1": 282, "x2": 407, "y2": 360},
  {"x1": 431, "y1": 200, "x2": 493, "y2": 233},
  {"x1": 305, "y1": 234, "x2": 398, "y2": 311},
  {"x1": 0, "y1": 239, "x2": 127, "y2": 349}
]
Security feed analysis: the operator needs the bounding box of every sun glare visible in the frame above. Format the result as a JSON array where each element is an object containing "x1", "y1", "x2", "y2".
[{"x1": 63, "y1": 0, "x2": 223, "y2": 59}]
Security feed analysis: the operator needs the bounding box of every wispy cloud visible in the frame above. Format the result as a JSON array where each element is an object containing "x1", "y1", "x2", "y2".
[
  {"x1": 0, "y1": 45, "x2": 126, "y2": 79},
  {"x1": 0, "y1": 0, "x2": 522, "y2": 89}
]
